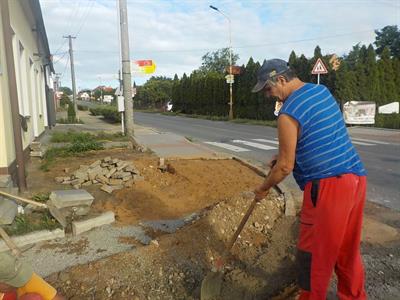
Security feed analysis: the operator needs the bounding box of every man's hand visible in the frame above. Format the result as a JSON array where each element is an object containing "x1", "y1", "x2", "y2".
[{"x1": 254, "y1": 185, "x2": 269, "y2": 202}]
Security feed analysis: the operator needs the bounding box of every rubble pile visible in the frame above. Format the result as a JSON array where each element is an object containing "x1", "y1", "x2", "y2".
[{"x1": 55, "y1": 157, "x2": 144, "y2": 194}]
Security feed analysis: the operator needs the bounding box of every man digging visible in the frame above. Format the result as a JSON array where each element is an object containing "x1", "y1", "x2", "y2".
[{"x1": 252, "y1": 59, "x2": 367, "y2": 300}]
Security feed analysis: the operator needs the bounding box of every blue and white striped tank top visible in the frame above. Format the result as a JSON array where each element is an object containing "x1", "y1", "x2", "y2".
[{"x1": 279, "y1": 83, "x2": 366, "y2": 190}]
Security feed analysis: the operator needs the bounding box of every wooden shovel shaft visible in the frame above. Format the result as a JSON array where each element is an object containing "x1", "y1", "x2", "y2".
[
  {"x1": 225, "y1": 197, "x2": 258, "y2": 254},
  {"x1": 0, "y1": 190, "x2": 47, "y2": 208},
  {"x1": 0, "y1": 227, "x2": 21, "y2": 257}
]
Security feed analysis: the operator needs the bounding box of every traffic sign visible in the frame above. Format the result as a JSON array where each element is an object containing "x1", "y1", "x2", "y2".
[{"x1": 312, "y1": 58, "x2": 328, "y2": 74}]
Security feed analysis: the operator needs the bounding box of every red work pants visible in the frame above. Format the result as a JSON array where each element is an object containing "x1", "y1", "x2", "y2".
[{"x1": 297, "y1": 174, "x2": 367, "y2": 300}]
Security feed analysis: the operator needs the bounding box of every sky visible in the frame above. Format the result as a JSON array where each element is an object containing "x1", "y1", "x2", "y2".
[{"x1": 40, "y1": 0, "x2": 400, "y2": 90}]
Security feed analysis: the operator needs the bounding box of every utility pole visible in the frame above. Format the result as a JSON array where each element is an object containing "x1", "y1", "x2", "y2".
[
  {"x1": 63, "y1": 35, "x2": 78, "y2": 120},
  {"x1": 118, "y1": 0, "x2": 135, "y2": 138}
]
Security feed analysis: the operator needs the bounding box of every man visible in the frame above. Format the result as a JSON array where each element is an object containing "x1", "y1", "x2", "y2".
[
  {"x1": 0, "y1": 252, "x2": 64, "y2": 300},
  {"x1": 252, "y1": 59, "x2": 367, "y2": 300}
]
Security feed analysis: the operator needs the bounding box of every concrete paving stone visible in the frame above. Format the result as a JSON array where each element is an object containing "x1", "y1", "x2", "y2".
[
  {"x1": 61, "y1": 180, "x2": 73, "y2": 185},
  {"x1": 103, "y1": 156, "x2": 111, "y2": 162},
  {"x1": 72, "y1": 184, "x2": 81, "y2": 189},
  {"x1": 116, "y1": 162, "x2": 128, "y2": 171},
  {"x1": 100, "y1": 163, "x2": 109, "y2": 168},
  {"x1": 29, "y1": 151, "x2": 43, "y2": 157},
  {"x1": 111, "y1": 158, "x2": 120, "y2": 164},
  {"x1": 0, "y1": 198, "x2": 18, "y2": 225},
  {"x1": 109, "y1": 178, "x2": 123, "y2": 186},
  {"x1": 115, "y1": 172, "x2": 131, "y2": 179},
  {"x1": 30, "y1": 142, "x2": 41, "y2": 151},
  {"x1": 73, "y1": 170, "x2": 88, "y2": 181},
  {"x1": 78, "y1": 165, "x2": 89, "y2": 172},
  {"x1": 82, "y1": 181, "x2": 92, "y2": 186},
  {"x1": 0, "y1": 229, "x2": 65, "y2": 252},
  {"x1": 70, "y1": 178, "x2": 85, "y2": 185},
  {"x1": 49, "y1": 189, "x2": 94, "y2": 209},
  {"x1": 88, "y1": 165, "x2": 103, "y2": 180},
  {"x1": 100, "y1": 185, "x2": 113, "y2": 194},
  {"x1": 72, "y1": 211, "x2": 115, "y2": 236},
  {"x1": 122, "y1": 175, "x2": 132, "y2": 182},
  {"x1": 89, "y1": 160, "x2": 101, "y2": 169},
  {"x1": 96, "y1": 175, "x2": 109, "y2": 184},
  {"x1": 0, "y1": 175, "x2": 12, "y2": 188},
  {"x1": 105, "y1": 168, "x2": 117, "y2": 178}
]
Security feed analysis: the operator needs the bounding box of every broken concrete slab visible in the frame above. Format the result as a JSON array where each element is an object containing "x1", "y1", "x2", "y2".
[
  {"x1": 0, "y1": 198, "x2": 18, "y2": 225},
  {"x1": 49, "y1": 189, "x2": 94, "y2": 209},
  {"x1": 72, "y1": 211, "x2": 115, "y2": 236},
  {"x1": 0, "y1": 229, "x2": 65, "y2": 253},
  {"x1": 0, "y1": 175, "x2": 12, "y2": 188}
]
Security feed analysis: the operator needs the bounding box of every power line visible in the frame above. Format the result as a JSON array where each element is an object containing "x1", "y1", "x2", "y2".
[{"x1": 74, "y1": 0, "x2": 96, "y2": 37}]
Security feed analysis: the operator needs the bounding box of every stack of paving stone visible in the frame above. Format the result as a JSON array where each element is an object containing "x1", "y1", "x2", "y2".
[{"x1": 54, "y1": 157, "x2": 144, "y2": 194}]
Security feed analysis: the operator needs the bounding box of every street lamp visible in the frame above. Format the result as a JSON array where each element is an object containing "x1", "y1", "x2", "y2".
[{"x1": 210, "y1": 5, "x2": 234, "y2": 120}]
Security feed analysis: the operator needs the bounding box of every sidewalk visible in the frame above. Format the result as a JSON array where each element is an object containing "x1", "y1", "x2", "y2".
[{"x1": 53, "y1": 110, "x2": 220, "y2": 159}]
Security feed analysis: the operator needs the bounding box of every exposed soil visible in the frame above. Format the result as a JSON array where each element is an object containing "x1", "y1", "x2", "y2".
[{"x1": 23, "y1": 148, "x2": 400, "y2": 299}]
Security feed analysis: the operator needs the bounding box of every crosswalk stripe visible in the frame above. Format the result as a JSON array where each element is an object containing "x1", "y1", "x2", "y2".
[
  {"x1": 351, "y1": 138, "x2": 390, "y2": 145},
  {"x1": 351, "y1": 141, "x2": 375, "y2": 146},
  {"x1": 252, "y1": 138, "x2": 279, "y2": 145},
  {"x1": 232, "y1": 140, "x2": 278, "y2": 150},
  {"x1": 204, "y1": 142, "x2": 250, "y2": 152}
]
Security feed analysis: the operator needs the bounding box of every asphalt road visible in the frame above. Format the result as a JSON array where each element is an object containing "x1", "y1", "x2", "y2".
[{"x1": 133, "y1": 112, "x2": 400, "y2": 211}]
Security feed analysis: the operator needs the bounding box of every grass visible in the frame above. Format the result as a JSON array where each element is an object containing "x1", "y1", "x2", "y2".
[
  {"x1": 185, "y1": 136, "x2": 194, "y2": 142},
  {"x1": 50, "y1": 129, "x2": 128, "y2": 143},
  {"x1": 3, "y1": 211, "x2": 61, "y2": 236},
  {"x1": 31, "y1": 192, "x2": 50, "y2": 203},
  {"x1": 56, "y1": 118, "x2": 84, "y2": 124}
]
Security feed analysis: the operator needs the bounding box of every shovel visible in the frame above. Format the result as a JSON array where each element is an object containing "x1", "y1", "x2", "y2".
[
  {"x1": 201, "y1": 160, "x2": 277, "y2": 300},
  {"x1": 200, "y1": 195, "x2": 260, "y2": 300}
]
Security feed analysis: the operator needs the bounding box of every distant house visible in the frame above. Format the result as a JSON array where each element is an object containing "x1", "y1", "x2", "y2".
[{"x1": 0, "y1": 0, "x2": 54, "y2": 188}]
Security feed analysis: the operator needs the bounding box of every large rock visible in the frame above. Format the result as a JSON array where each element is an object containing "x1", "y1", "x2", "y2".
[{"x1": 49, "y1": 189, "x2": 94, "y2": 209}]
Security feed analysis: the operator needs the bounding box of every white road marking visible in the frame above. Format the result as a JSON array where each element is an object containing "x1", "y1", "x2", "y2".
[
  {"x1": 351, "y1": 141, "x2": 375, "y2": 146},
  {"x1": 351, "y1": 138, "x2": 390, "y2": 145},
  {"x1": 204, "y1": 142, "x2": 250, "y2": 152},
  {"x1": 232, "y1": 140, "x2": 278, "y2": 150},
  {"x1": 252, "y1": 138, "x2": 279, "y2": 145}
]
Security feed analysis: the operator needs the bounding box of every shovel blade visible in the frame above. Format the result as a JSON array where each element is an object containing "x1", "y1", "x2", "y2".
[{"x1": 201, "y1": 271, "x2": 224, "y2": 300}]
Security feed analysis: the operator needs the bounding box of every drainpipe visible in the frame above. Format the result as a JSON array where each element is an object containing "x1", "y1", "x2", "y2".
[{"x1": 0, "y1": 0, "x2": 27, "y2": 191}]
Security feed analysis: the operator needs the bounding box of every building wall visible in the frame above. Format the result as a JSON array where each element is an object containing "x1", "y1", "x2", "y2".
[{"x1": 0, "y1": 0, "x2": 49, "y2": 172}]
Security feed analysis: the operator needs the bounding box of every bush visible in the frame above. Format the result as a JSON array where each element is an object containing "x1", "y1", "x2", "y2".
[
  {"x1": 77, "y1": 104, "x2": 89, "y2": 111},
  {"x1": 89, "y1": 105, "x2": 121, "y2": 123},
  {"x1": 50, "y1": 130, "x2": 96, "y2": 143},
  {"x1": 375, "y1": 114, "x2": 400, "y2": 129},
  {"x1": 67, "y1": 102, "x2": 76, "y2": 122}
]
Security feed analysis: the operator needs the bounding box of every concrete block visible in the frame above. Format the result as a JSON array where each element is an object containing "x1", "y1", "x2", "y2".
[
  {"x1": 61, "y1": 180, "x2": 73, "y2": 185},
  {"x1": 0, "y1": 175, "x2": 12, "y2": 188},
  {"x1": 96, "y1": 175, "x2": 109, "y2": 185},
  {"x1": 30, "y1": 151, "x2": 43, "y2": 157},
  {"x1": 88, "y1": 165, "x2": 103, "y2": 181},
  {"x1": 124, "y1": 179, "x2": 134, "y2": 188},
  {"x1": 111, "y1": 158, "x2": 119, "y2": 164},
  {"x1": 30, "y1": 141, "x2": 41, "y2": 150},
  {"x1": 49, "y1": 189, "x2": 94, "y2": 209},
  {"x1": 122, "y1": 175, "x2": 132, "y2": 182},
  {"x1": 109, "y1": 178, "x2": 123, "y2": 186},
  {"x1": 103, "y1": 156, "x2": 112, "y2": 163},
  {"x1": 100, "y1": 185, "x2": 113, "y2": 194},
  {"x1": 0, "y1": 229, "x2": 65, "y2": 252},
  {"x1": 0, "y1": 198, "x2": 17, "y2": 224},
  {"x1": 124, "y1": 166, "x2": 139, "y2": 174},
  {"x1": 89, "y1": 160, "x2": 101, "y2": 169},
  {"x1": 116, "y1": 162, "x2": 128, "y2": 171},
  {"x1": 70, "y1": 178, "x2": 85, "y2": 185},
  {"x1": 82, "y1": 181, "x2": 92, "y2": 186},
  {"x1": 72, "y1": 211, "x2": 115, "y2": 236},
  {"x1": 100, "y1": 163, "x2": 109, "y2": 168},
  {"x1": 105, "y1": 168, "x2": 117, "y2": 178},
  {"x1": 115, "y1": 172, "x2": 131, "y2": 179},
  {"x1": 73, "y1": 170, "x2": 88, "y2": 181},
  {"x1": 72, "y1": 184, "x2": 81, "y2": 189},
  {"x1": 78, "y1": 165, "x2": 89, "y2": 172}
]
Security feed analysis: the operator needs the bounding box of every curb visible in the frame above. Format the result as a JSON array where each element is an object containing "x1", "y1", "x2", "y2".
[
  {"x1": 231, "y1": 156, "x2": 296, "y2": 216},
  {"x1": 0, "y1": 229, "x2": 65, "y2": 253}
]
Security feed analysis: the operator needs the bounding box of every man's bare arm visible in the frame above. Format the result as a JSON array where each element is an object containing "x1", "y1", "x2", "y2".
[{"x1": 254, "y1": 114, "x2": 298, "y2": 199}]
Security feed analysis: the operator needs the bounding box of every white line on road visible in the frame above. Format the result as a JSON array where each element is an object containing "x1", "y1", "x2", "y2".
[
  {"x1": 351, "y1": 141, "x2": 376, "y2": 146},
  {"x1": 204, "y1": 142, "x2": 250, "y2": 152},
  {"x1": 252, "y1": 138, "x2": 279, "y2": 145},
  {"x1": 351, "y1": 138, "x2": 391, "y2": 145},
  {"x1": 233, "y1": 140, "x2": 278, "y2": 150}
]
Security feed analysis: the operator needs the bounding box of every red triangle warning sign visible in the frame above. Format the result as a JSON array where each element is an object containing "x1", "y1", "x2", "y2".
[{"x1": 311, "y1": 58, "x2": 328, "y2": 74}]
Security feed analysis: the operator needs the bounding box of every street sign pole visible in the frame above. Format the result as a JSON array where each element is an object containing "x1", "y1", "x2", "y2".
[{"x1": 317, "y1": 73, "x2": 320, "y2": 85}]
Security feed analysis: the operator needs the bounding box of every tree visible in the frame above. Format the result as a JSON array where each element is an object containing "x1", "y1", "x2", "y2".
[
  {"x1": 199, "y1": 47, "x2": 239, "y2": 74},
  {"x1": 374, "y1": 25, "x2": 400, "y2": 58},
  {"x1": 378, "y1": 47, "x2": 397, "y2": 103},
  {"x1": 134, "y1": 76, "x2": 173, "y2": 109},
  {"x1": 59, "y1": 86, "x2": 72, "y2": 95}
]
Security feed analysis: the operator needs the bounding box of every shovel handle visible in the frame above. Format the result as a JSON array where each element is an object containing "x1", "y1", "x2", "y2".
[
  {"x1": 0, "y1": 190, "x2": 47, "y2": 208},
  {"x1": 0, "y1": 227, "x2": 22, "y2": 257}
]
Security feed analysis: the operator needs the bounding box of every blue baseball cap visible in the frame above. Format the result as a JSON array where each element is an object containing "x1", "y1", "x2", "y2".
[{"x1": 252, "y1": 59, "x2": 290, "y2": 93}]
